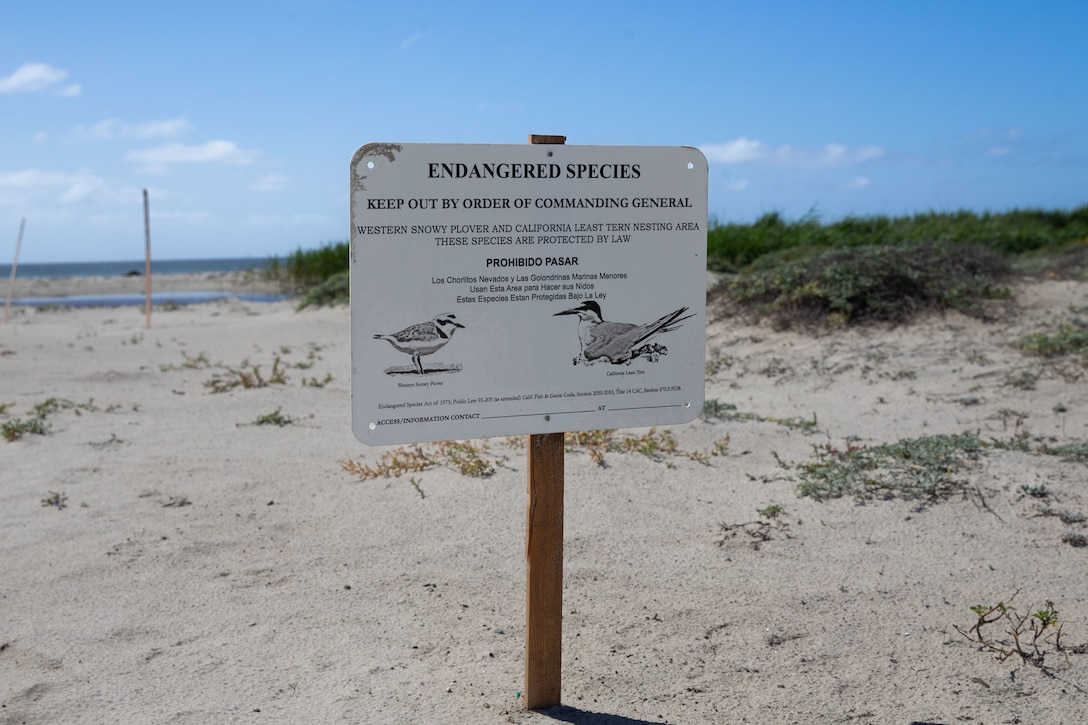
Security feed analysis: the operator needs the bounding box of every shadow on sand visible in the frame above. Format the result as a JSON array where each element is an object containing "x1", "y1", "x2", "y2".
[
  {"x1": 535, "y1": 705, "x2": 669, "y2": 725},
  {"x1": 535, "y1": 709, "x2": 950, "y2": 725}
]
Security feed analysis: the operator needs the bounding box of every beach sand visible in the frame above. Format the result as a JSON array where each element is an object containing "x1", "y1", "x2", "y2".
[{"x1": 2, "y1": 275, "x2": 1087, "y2": 723}]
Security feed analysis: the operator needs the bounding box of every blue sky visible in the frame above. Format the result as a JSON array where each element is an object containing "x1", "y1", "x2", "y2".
[{"x1": 2, "y1": 1, "x2": 1085, "y2": 263}]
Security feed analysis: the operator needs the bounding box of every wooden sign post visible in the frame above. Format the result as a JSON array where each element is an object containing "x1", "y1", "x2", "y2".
[
  {"x1": 524, "y1": 134, "x2": 567, "y2": 709},
  {"x1": 3, "y1": 217, "x2": 25, "y2": 325},
  {"x1": 143, "y1": 189, "x2": 152, "y2": 330}
]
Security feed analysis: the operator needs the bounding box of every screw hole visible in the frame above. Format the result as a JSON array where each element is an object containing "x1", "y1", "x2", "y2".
[
  {"x1": 368, "y1": 422, "x2": 376, "y2": 430},
  {"x1": 367, "y1": 161, "x2": 375, "y2": 169}
]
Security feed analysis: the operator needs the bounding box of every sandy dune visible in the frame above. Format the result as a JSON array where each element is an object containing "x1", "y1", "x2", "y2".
[{"x1": 2, "y1": 276, "x2": 1087, "y2": 723}]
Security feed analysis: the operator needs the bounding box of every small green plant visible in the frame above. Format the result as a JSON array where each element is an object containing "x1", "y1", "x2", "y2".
[
  {"x1": 702, "y1": 399, "x2": 817, "y2": 432},
  {"x1": 759, "y1": 358, "x2": 792, "y2": 377},
  {"x1": 965, "y1": 348, "x2": 991, "y2": 365},
  {"x1": 1038, "y1": 506, "x2": 1086, "y2": 525},
  {"x1": 562, "y1": 428, "x2": 727, "y2": 467},
  {"x1": 993, "y1": 408, "x2": 1029, "y2": 430},
  {"x1": 757, "y1": 503, "x2": 785, "y2": 519},
  {"x1": 2, "y1": 396, "x2": 113, "y2": 441},
  {"x1": 32, "y1": 397, "x2": 98, "y2": 418},
  {"x1": 1019, "y1": 483, "x2": 1050, "y2": 499},
  {"x1": 160, "y1": 351, "x2": 213, "y2": 372},
  {"x1": 0, "y1": 401, "x2": 13, "y2": 415},
  {"x1": 1005, "y1": 367, "x2": 1041, "y2": 390},
  {"x1": 702, "y1": 399, "x2": 740, "y2": 418},
  {"x1": 41, "y1": 491, "x2": 68, "y2": 510},
  {"x1": 204, "y1": 355, "x2": 289, "y2": 393},
  {"x1": 955, "y1": 590, "x2": 1078, "y2": 672},
  {"x1": 1039, "y1": 441, "x2": 1088, "y2": 462},
  {"x1": 1062, "y1": 531, "x2": 1088, "y2": 547},
  {"x1": 302, "y1": 373, "x2": 333, "y2": 388},
  {"x1": 705, "y1": 355, "x2": 734, "y2": 376},
  {"x1": 3, "y1": 417, "x2": 51, "y2": 441},
  {"x1": 717, "y1": 509, "x2": 792, "y2": 550},
  {"x1": 436, "y1": 440, "x2": 503, "y2": 477},
  {"x1": 253, "y1": 408, "x2": 295, "y2": 427},
  {"x1": 1015, "y1": 323, "x2": 1088, "y2": 365},
  {"x1": 791, "y1": 432, "x2": 986, "y2": 502},
  {"x1": 341, "y1": 439, "x2": 506, "y2": 480},
  {"x1": 89, "y1": 433, "x2": 123, "y2": 450}
]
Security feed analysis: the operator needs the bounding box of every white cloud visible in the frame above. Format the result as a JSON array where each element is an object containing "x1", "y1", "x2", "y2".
[
  {"x1": 154, "y1": 209, "x2": 214, "y2": 223},
  {"x1": 965, "y1": 126, "x2": 1022, "y2": 140},
  {"x1": 0, "y1": 62, "x2": 69, "y2": 93},
  {"x1": 125, "y1": 140, "x2": 259, "y2": 172},
  {"x1": 58, "y1": 83, "x2": 81, "y2": 97},
  {"x1": 701, "y1": 138, "x2": 884, "y2": 168},
  {"x1": 0, "y1": 168, "x2": 138, "y2": 205},
  {"x1": 75, "y1": 118, "x2": 194, "y2": 140},
  {"x1": 252, "y1": 173, "x2": 288, "y2": 191},
  {"x1": 701, "y1": 138, "x2": 765, "y2": 164},
  {"x1": 840, "y1": 177, "x2": 871, "y2": 190},
  {"x1": 724, "y1": 179, "x2": 749, "y2": 192},
  {"x1": 400, "y1": 33, "x2": 423, "y2": 50},
  {"x1": 987, "y1": 146, "x2": 1013, "y2": 157},
  {"x1": 241, "y1": 212, "x2": 327, "y2": 227}
]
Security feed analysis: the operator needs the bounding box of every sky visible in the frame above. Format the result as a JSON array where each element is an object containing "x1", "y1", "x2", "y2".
[{"x1": 1, "y1": 0, "x2": 1086, "y2": 263}]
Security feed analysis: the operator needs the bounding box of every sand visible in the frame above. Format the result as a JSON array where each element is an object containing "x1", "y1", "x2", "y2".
[
  {"x1": 5, "y1": 271, "x2": 284, "y2": 301},
  {"x1": 2, "y1": 274, "x2": 1087, "y2": 724}
]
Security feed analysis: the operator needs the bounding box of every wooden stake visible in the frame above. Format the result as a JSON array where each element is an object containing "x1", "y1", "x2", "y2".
[
  {"x1": 3, "y1": 217, "x2": 26, "y2": 325},
  {"x1": 525, "y1": 133, "x2": 567, "y2": 710},
  {"x1": 143, "y1": 189, "x2": 151, "y2": 330},
  {"x1": 525, "y1": 431, "x2": 564, "y2": 708}
]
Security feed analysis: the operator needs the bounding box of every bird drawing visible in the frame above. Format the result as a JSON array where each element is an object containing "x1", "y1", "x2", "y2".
[
  {"x1": 373, "y1": 312, "x2": 464, "y2": 373},
  {"x1": 554, "y1": 300, "x2": 694, "y2": 364}
]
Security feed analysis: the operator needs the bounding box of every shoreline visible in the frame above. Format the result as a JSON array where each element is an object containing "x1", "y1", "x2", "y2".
[{"x1": 4, "y1": 270, "x2": 287, "y2": 301}]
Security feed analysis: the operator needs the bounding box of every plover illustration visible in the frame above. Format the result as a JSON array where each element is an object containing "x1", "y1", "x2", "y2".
[
  {"x1": 373, "y1": 313, "x2": 464, "y2": 373},
  {"x1": 554, "y1": 300, "x2": 693, "y2": 364}
]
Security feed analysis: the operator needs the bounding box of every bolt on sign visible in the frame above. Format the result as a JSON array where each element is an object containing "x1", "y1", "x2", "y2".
[{"x1": 350, "y1": 142, "x2": 707, "y2": 446}]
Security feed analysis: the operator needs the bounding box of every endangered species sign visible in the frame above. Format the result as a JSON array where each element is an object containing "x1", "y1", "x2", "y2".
[{"x1": 350, "y1": 142, "x2": 707, "y2": 445}]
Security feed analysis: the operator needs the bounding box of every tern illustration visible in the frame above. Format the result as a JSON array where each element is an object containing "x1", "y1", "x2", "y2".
[
  {"x1": 554, "y1": 300, "x2": 693, "y2": 364},
  {"x1": 373, "y1": 312, "x2": 464, "y2": 373}
]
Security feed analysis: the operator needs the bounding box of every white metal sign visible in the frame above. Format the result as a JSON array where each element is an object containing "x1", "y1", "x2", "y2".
[{"x1": 350, "y1": 142, "x2": 707, "y2": 445}]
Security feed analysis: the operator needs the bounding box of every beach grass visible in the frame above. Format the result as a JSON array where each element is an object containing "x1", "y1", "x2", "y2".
[
  {"x1": 706, "y1": 206, "x2": 1088, "y2": 274},
  {"x1": 263, "y1": 241, "x2": 349, "y2": 293},
  {"x1": 717, "y1": 240, "x2": 1013, "y2": 327}
]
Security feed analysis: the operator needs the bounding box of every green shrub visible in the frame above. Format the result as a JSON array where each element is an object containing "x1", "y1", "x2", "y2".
[
  {"x1": 722, "y1": 241, "x2": 1010, "y2": 327},
  {"x1": 706, "y1": 205, "x2": 1088, "y2": 273},
  {"x1": 265, "y1": 241, "x2": 349, "y2": 292},
  {"x1": 296, "y1": 270, "x2": 350, "y2": 310}
]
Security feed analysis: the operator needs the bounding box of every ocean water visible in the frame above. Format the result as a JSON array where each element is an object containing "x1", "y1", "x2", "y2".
[
  {"x1": 3, "y1": 257, "x2": 289, "y2": 307},
  {"x1": 0, "y1": 257, "x2": 268, "y2": 279}
]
